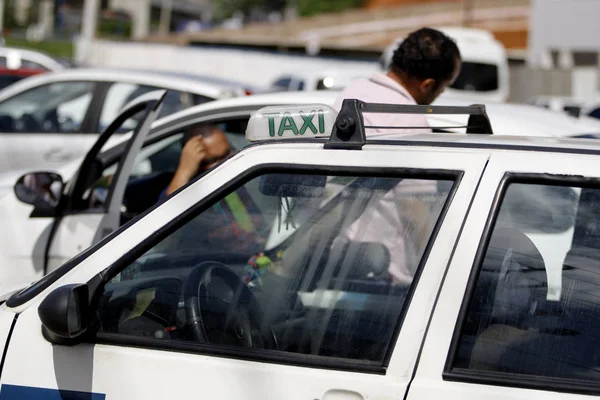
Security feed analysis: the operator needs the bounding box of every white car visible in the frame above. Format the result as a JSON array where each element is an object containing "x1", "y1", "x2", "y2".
[
  {"x1": 0, "y1": 97, "x2": 600, "y2": 399},
  {"x1": 0, "y1": 46, "x2": 69, "y2": 72},
  {"x1": 0, "y1": 68, "x2": 250, "y2": 173},
  {"x1": 1, "y1": 90, "x2": 600, "y2": 298},
  {"x1": 268, "y1": 67, "x2": 373, "y2": 92},
  {"x1": 528, "y1": 95, "x2": 584, "y2": 118}
]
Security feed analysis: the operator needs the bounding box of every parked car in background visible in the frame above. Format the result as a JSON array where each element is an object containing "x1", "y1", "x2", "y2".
[
  {"x1": 579, "y1": 95, "x2": 600, "y2": 120},
  {"x1": 380, "y1": 27, "x2": 510, "y2": 103},
  {"x1": 0, "y1": 67, "x2": 47, "y2": 90},
  {"x1": 0, "y1": 47, "x2": 71, "y2": 90},
  {"x1": 268, "y1": 67, "x2": 373, "y2": 92},
  {"x1": 527, "y1": 95, "x2": 583, "y2": 117},
  {"x1": 0, "y1": 47, "x2": 68, "y2": 72},
  {"x1": 0, "y1": 68, "x2": 250, "y2": 173}
]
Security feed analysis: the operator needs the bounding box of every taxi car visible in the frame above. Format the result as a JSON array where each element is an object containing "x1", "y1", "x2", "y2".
[
  {"x1": 0, "y1": 98, "x2": 598, "y2": 399},
  {"x1": 2, "y1": 90, "x2": 600, "y2": 301}
]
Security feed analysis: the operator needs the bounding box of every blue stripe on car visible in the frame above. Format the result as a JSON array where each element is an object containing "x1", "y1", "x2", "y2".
[{"x1": 0, "y1": 384, "x2": 106, "y2": 399}]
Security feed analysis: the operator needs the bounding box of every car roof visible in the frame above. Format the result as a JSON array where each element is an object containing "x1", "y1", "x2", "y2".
[
  {"x1": 152, "y1": 91, "x2": 600, "y2": 138},
  {"x1": 0, "y1": 68, "x2": 244, "y2": 101}
]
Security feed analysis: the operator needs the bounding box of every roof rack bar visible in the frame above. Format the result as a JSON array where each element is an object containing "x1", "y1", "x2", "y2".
[
  {"x1": 326, "y1": 99, "x2": 493, "y2": 150},
  {"x1": 366, "y1": 125, "x2": 470, "y2": 130},
  {"x1": 361, "y1": 102, "x2": 489, "y2": 117}
]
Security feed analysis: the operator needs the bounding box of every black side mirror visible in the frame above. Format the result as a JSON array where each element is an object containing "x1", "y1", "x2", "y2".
[
  {"x1": 38, "y1": 284, "x2": 89, "y2": 345},
  {"x1": 14, "y1": 172, "x2": 64, "y2": 218}
]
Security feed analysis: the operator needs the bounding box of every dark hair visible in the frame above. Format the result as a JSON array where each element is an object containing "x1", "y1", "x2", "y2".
[{"x1": 391, "y1": 27, "x2": 461, "y2": 83}]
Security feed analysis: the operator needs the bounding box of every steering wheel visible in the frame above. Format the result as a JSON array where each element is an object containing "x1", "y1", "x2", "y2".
[{"x1": 184, "y1": 261, "x2": 277, "y2": 350}]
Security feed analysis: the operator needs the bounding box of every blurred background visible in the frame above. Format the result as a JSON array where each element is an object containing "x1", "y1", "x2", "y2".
[{"x1": 0, "y1": 0, "x2": 597, "y2": 105}]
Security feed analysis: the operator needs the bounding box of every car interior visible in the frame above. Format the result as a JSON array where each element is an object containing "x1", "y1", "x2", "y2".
[
  {"x1": 454, "y1": 184, "x2": 600, "y2": 380},
  {"x1": 75, "y1": 117, "x2": 251, "y2": 224},
  {"x1": 94, "y1": 175, "x2": 452, "y2": 363}
]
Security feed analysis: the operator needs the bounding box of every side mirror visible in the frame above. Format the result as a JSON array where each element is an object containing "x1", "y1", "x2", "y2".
[
  {"x1": 14, "y1": 172, "x2": 64, "y2": 217},
  {"x1": 38, "y1": 284, "x2": 89, "y2": 345}
]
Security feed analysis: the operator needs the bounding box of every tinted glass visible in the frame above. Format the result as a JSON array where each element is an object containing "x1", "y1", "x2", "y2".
[
  {"x1": 96, "y1": 174, "x2": 453, "y2": 365},
  {"x1": 0, "y1": 81, "x2": 95, "y2": 133},
  {"x1": 587, "y1": 108, "x2": 600, "y2": 120},
  {"x1": 453, "y1": 181, "x2": 600, "y2": 383},
  {"x1": 450, "y1": 62, "x2": 499, "y2": 92}
]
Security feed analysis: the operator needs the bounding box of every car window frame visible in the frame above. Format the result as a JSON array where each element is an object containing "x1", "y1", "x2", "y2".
[
  {"x1": 87, "y1": 164, "x2": 462, "y2": 373},
  {"x1": 444, "y1": 171, "x2": 600, "y2": 396}
]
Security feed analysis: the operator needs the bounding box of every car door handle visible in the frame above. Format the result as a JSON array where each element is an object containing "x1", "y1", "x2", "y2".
[
  {"x1": 44, "y1": 148, "x2": 76, "y2": 163},
  {"x1": 320, "y1": 389, "x2": 364, "y2": 400}
]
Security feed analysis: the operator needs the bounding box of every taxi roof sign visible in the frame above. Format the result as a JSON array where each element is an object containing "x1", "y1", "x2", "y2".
[{"x1": 246, "y1": 105, "x2": 337, "y2": 142}]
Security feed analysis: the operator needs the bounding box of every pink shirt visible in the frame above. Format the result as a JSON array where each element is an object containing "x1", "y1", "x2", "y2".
[
  {"x1": 334, "y1": 73, "x2": 435, "y2": 285},
  {"x1": 333, "y1": 73, "x2": 431, "y2": 137}
]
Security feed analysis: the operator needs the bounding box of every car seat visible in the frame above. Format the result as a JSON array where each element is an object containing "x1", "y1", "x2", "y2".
[{"x1": 465, "y1": 227, "x2": 548, "y2": 371}]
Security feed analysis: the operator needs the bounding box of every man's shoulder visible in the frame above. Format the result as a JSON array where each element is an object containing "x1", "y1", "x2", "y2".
[{"x1": 334, "y1": 76, "x2": 393, "y2": 110}]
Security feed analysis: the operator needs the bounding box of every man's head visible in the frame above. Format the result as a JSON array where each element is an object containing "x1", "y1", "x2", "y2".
[
  {"x1": 184, "y1": 124, "x2": 232, "y2": 170},
  {"x1": 389, "y1": 27, "x2": 461, "y2": 105}
]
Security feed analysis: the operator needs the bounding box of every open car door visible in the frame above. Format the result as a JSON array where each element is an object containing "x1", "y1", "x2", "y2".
[{"x1": 45, "y1": 90, "x2": 167, "y2": 271}]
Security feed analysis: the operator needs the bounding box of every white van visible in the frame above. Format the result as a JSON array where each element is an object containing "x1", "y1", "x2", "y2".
[{"x1": 380, "y1": 27, "x2": 510, "y2": 103}]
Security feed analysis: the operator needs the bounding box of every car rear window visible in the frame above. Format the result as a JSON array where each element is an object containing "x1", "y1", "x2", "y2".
[{"x1": 450, "y1": 62, "x2": 499, "y2": 92}]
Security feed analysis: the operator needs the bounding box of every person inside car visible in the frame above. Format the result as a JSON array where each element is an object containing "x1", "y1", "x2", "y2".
[
  {"x1": 157, "y1": 124, "x2": 266, "y2": 254},
  {"x1": 161, "y1": 124, "x2": 233, "y2": 198}
]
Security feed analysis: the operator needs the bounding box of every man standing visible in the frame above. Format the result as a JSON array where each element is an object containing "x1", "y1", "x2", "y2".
[
  {"x1": 334, "y1": 27, "x2": 461, "y2": 135},
  {"x1": 334, "y1": 28, "x2": 461, "y2": 286}
]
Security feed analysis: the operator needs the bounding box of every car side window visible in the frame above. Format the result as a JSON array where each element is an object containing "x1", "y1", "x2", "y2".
[
  {"x1": 587, "y1": 107, "x2": 600, "y2": 120},
  {"x1": 82, "y1": 119, "x2": 250, "y2": 218},
  {"x1": 20, "y1": 59, "x2": 49, "y2": 71},
  {"x1": 95, "y1": 172, "x2": 453, "y2": 367},
  {"x1": 0, "y1": 81, "x2": 95, "y2": 133},
  {"x1": 451, "y1": 180, "x2": 600, "y2": 385},
  {"x1": 99, "y1": 83, "x2": 194, "y2": 132}
]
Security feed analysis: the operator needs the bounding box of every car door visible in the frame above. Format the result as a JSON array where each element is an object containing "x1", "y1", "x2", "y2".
[
  {"x1": 44, "y1": 107, "x2": 255, "y2": 272},
  {"x1": 42, "y1": 90, "x2": 167, "y2": 272},
  {"x1": 0, "y1": 142, "x2": 488, "y2": 400},
  {"x1": 0, "y1": 80, "x2": 105, "y2": 173},
  {"x1": 408, "y1": 150, "x2": 600, "y2": 399}
]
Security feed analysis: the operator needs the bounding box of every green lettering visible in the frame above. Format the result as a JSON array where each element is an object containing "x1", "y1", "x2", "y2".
[
  {"x1": 299, "y1": 110, "x2": 318, "y2": 135},
  {"x1": 278, "y1": 112, "x2": 299, "y2": 136},
  {"x1": 264, "y1": 112, "x2": 281, "y2": 137},
  {"x1": 318, "y1": 109, "x2": 325, "y2": 133}
]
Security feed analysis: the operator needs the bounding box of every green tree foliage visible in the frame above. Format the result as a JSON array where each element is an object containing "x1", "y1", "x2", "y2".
[
  {"x1": 297, "y1": 0, "x2": 363, "y2": 17},
  {"x1": 213, "y1": 0, "x2": 264, "y2": 19},
  {"x1": 213, "y1": 0, "x2": 360, "y2": 20}
]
